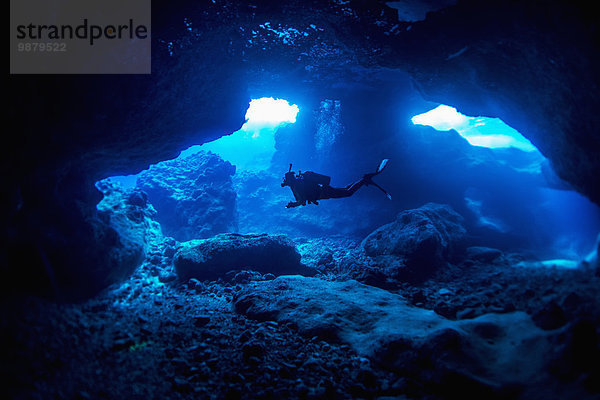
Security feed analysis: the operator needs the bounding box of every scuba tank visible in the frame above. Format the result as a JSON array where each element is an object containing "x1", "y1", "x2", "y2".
[
  {"x1": 299, "y1": 171, "x2": 331, "y2": 186},
  {"x1": 289, "y1": 163, "x2": 331, "y2": 186}
]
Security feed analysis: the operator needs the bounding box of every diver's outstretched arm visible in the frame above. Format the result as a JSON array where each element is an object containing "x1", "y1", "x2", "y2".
[{"x1": 285, "y1": 200, "x2": 304, "y2": 208}]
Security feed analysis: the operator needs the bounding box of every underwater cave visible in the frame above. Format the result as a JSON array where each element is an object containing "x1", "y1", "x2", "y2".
[{"x1": 5, "y1": 1, "x2": 600, "y2": 399}]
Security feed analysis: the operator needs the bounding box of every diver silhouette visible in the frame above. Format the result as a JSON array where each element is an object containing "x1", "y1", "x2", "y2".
[{"x1": 281, "y1": 159, "x2": 391, "y2": 208}]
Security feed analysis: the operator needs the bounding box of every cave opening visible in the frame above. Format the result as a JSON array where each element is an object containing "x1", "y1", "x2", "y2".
[
  {"x1": 411, "y1": 104, "x2": 539, "y2": 153},
  {"x1": 180, "y1": 97, "x2": 299, "y2": 172},
  {"x1": 408, "y1": 104, "x2": 598, "y2": 260},
  {"x1": 107, "y1": 97, "x2": 299, "y2": 188}
]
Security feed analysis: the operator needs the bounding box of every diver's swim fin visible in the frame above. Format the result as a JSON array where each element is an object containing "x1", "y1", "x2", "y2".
[
  {"x1": 363, "y1": 159, "x2": 392, "y2": 200},
  {"x1": 371, "y1": 181, "x2": 392, "y2": 200},
  {"x1": 376, "y1": 159, "x2": 389, "y2": 174},
  {"x1": 364, "y1": 159, "x2": 389, "y2": 184}
]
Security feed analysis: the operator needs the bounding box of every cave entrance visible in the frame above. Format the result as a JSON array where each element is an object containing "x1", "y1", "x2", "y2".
[
  {"x1": 108, "y1": 97, "x2": 299, "y2": 188},
  {"x1": 410, "y1": 104, "x2": 600, "y2": 260},
  {"x1": 181, "y1": 97, "x2": 299, "y2": 171},
  {"x1": 98, "y1": 97, "x2": 300, "y2": 242},
  {"x1": 411, "y1": 104, "x2": 539, "y2": 153}
]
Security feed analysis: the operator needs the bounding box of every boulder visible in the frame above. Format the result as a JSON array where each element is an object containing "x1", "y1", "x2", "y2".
[
  {"x1": 361, "y1": 203, "x2": 466, "y2": 281},
  {"x1": 92, "y1": 181, "x2": 161, "y2": 295},
  {"x1": 2, "y1": 177, "x2": 161, "y2": 301},
  {"x1": 136, "y1": 151, "x2": 237, "y2": 241},
  {"x1": 173, "y1": 233, "x2": 314, "y2": 281},
  {"x1": 465, "y1": 246, "x2": 503, "y2": 264},
  {"x1": 234, "y1": 275, "x2": 560, "y2": 395}
]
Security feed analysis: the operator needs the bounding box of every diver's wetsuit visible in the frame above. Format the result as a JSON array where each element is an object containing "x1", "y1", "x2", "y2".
[{"x1": 282, "y1": 160, "x2": 390, "y2": 208}]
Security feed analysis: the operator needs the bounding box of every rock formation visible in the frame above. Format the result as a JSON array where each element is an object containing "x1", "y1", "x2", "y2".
[
  {"x1": 361, "y1": 203, "x2": 466, "y2": 281},
  {"x1": 174, "y1": 233, "x2": 314, "y2": 281},
  {"x1": 137, "y1": 151, "x2": 237, "y2": 241},
  {"x1": 234, "y1": 275, "x2": 583, "y2": 398}
]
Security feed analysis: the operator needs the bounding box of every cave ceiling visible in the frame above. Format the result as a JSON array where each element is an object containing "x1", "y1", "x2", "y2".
[{"x1": 7, "y1": 0, "x2": 599, "y2": 203}]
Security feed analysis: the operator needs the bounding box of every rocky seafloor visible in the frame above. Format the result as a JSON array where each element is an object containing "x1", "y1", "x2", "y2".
[
  {"x1": 3, "y1": 213, "x2": 599, "y2": 399},
  {"x1": 4, "y1": 162, "x2": 600, "y2": 399}
]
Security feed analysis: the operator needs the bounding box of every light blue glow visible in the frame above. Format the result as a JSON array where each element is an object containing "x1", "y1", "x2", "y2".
[
  {"x1": 181, "y1": 97, "x2": 299, "y2": 170},
  {"x1": 243, "y1": 97, "x2": 299, "y2": 128},
  {"x1": 107, "y1": 98, "x2": 299, "y2": 187},
  {"x1": 411, "y1": 105, "x2": 538, "y2": 152}
]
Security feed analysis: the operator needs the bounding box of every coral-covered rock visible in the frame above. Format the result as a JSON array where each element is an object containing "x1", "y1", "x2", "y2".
[
  {"x1": 137, "y1": 151, "x2": 237, "y2": 241},
  {"x1": 361, "y1": 203, "x2": 466, "y2": 281},
  {"x1": 173, "y1": 233, "x2": 313, "y2": 281}
]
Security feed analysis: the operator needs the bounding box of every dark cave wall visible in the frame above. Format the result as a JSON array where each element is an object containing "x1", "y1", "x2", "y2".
[
  {"x1": 4, "y1": 3, "x2": 251, "y2": 300},
  {"x1": 388, "y1": 0, "x2": 600, "y2": 205},
  {"x1": 4, "y1": 0, "x2": 598, "y2": 300}
]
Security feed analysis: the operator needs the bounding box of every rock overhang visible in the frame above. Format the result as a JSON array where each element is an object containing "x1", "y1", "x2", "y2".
[{"x1": 9, "y1": 1, "x2": 599, "y2": 196}]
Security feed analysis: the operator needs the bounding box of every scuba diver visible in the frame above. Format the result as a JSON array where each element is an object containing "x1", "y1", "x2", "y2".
[{"x1": 281, "y1": 159, "x2": 391, "y2": 208}]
